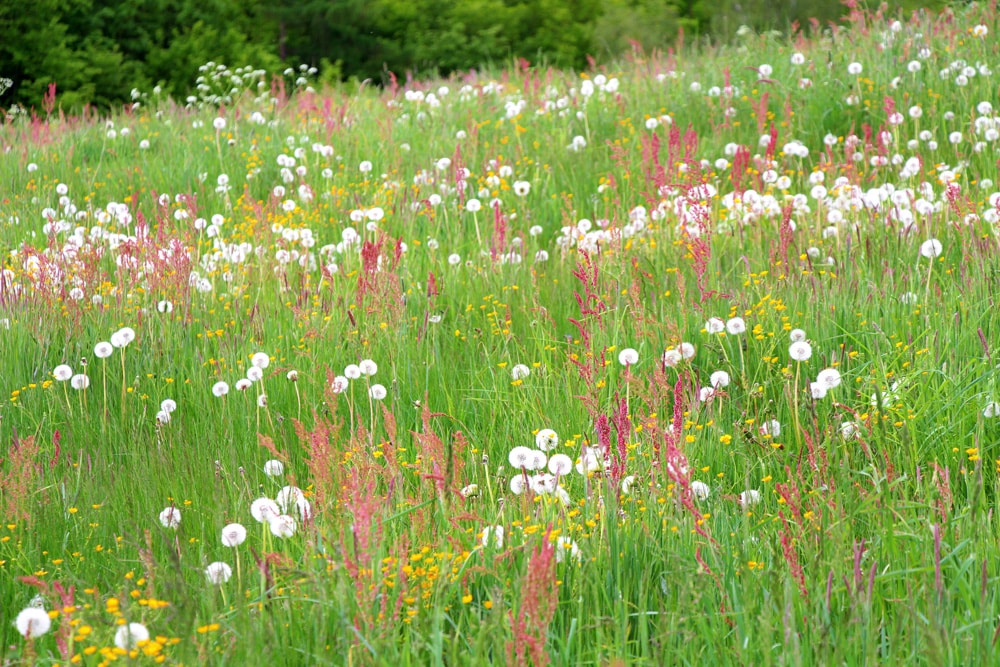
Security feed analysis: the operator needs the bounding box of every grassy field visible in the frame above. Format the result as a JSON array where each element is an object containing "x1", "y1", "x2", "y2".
[{"x1": 3, "y1": 4, "x2": 1000, "y2": 665}]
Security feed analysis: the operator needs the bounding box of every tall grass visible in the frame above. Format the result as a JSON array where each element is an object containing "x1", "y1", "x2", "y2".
[{"x1": 2, "y1": 4, "x2": 1000, "y2": 665}]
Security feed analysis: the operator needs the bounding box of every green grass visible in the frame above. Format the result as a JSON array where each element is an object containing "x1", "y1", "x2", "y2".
[{"x1": 3, "y1": 5, "x2": 1000, "y2": 666}]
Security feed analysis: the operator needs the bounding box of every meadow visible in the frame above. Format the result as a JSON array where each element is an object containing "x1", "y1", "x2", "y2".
[{"x1": 3, "y1": 3, "x2": 1000, "y2": 665}]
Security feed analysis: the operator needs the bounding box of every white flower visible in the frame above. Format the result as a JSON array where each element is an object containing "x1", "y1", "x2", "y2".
[
  {"x1": 157, "y1": 299, "x2": 173, "y2": 314},
  {"x1": 251, "y1": 352, "x2": 270, "y2": 368},
  {"x1": 213, "y1": 117, "x2": 227, "y2": 130},
  {"x1": 269, "y1": 514, "x2": 297, "y2": 538},
  {"x1": 160, "y1": 399, "x2": 177, "y2": 413},
  {"x1": 847, "y1": 62, "x2": 863, "y2": 76},
  {"x1": 705, "y1": 317, "x2": 725, "y2": 334},
  {"x1": 679, "y1": 342, "x2": 696, "y2": 359},
  {"x1": 159, "y1": 506, "x2": 181, "y2": 529},
  {"x1": 465, "y1": 199, "x2": 482, "y2": 213},
  {"x1": 508, "y1": 446, "x2": 532, "y2": 468},
  {"x1": 789, "y1": 329, "x2": 807, "y2": 342},
  {"x1": 359, "y1": 160, "x2": 373, "y2": 173},
  {"x1": 789, "y1": 341, "x2": 812, "y2": 361},
  {"x1": 816, "y1": 368, "x2": 842, "y2": 389},
  {"x1": 70, "y1": 374, "x2": 90, "y2": 390},
  {"x1": 112, "y1": 327, "x2": 136, "y2": 348},
  {"x1": 331, "y1": 376, "x2": 349, "y2": 393},
  {"x1": 726, "y1": 317, "x2": 746, "y2": 335},
  {"x1": 369, "y1": 384, "x2": 387, "y2": 400},
  {"x1": 205, "y1": 561, "x2": 232, "y2": 584},
  {"x1": 698, "y1": 386, "x2": 716, "y2": 402},
  {"x1": 690, "y1": 480, "x2": 711, "y2": 500},
  {"x1": 246, "y1": 366, "x2": 263, "y2": 382},
  {"x1": 511, "y1": 364, "x2": 531, "y2": 380},
  {"x1": 359, "y1": 359, "x2": 378, "y2": 376},
  {"x1": 709, "y1": 370, "x2": 730, "y2": 388},
  {"x1": 53, "y1": 364, "x2": 73, "y2": 381},
  {"x1": 840, "y1": 421, "x2": 861, "y2": 439},
  {"x1": 662, "y1": 349, "x2": 683, "y2": 367},
  {"x1": 344, "y1": 364, "x2": 362, "y2": 379},
  {"x1": 264, "y1": 459, "x2": 284, "y2": 477},
  {"x1": 275, "y1": 486, "x2": 304, "y2": 512},
  {"x1": 575, "y1": 452, "x2": 601, "y2": 475},
  {"x1": 618, "y1": 348, "x2": 639, "y2": 366},
  {"x1": 555, "y1": 536, "x2": 582, "y2": 563},
  {"x1": 547, "y1": 453, "x2": 573, "y2": 476},
  {"x1": 481, "y1": 525, "x2": 504, "y2": 548},
  {"x1": 212, "y1": 381, "x2": 229, "y2": 397},
  {"x1": 513, "y1": 181, "x2": 531, "y2": 196},
  {"x1": 810, "y1": 382, "x2": 828, "y2": 399},
  {"x1": 114, "y1": 623, "x2": 150, "y2": 649},
  {"x1": 250, "y1": 497, "x2": 280, "y2": 523},
  {"x1": 983, "y1": 402, "x2": 1000, "y2": 418},
  {"x1": 920, "y1": 238, "x2": 942, "y2": 259},
  {"x1": 221, "y1": 523, "x2": 247, "y2": 547},
  {"x1": 621, "y1": 475, "x2": 636, "y2": 495},
  {"x1": 535, "y1": 428, "x2": 559, "y2": 451},
  {"x1": 510, "y1": 475, "x2": 527, "y2": 494},
  {"x1": 15, "y1": 607, "x2": 52, "y2": 638},
  {"x1": 94, "y1": 341, "x2": 113, "y2": 358},
  {"x1": 739, "y1": 489, "x2": 761, "y2": 506}
]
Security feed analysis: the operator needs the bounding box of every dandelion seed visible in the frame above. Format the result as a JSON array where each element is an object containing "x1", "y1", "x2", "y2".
[
  {"x1": 359, "y1": 359, "x2": 378, "y2": 376},
  {"x1": 15, "y1": 607, "x2": 51, "y2": 638},
  {"x1": 705, "y1": 317, "x2": 725, "y2": 334},
  {"x1": 344, "y1": 364, "x2": 362, "y2": 380},
  {"x1": 816, "y1": 368, "x2": 842, "y2": 389},
  {"x1": 511, "y1": 364, "x2": 531, "y2": 380},
  {"x1": 480, "y1": 525, "x2": 505, "y2": 548},
  {"x1": 726, "y1": 317, "x2": 746, "y2": 335},
  {"x1": 53, "y1": 364, "x2": 73, "y2": 381},
  {"x1": 264, "y1": 459, "x2": 284, "y2": 477},
  {"x1": 679, "y1": 342, "x2": 696, "y2": 359},
  {"x1": 739, "y1": 489, "x2": 761, "y2": 506},
  {"x1": 847, "y1": 62, "x2": 863, "y2": 76},
  {"x1": 698, "y1": 386, "x2": 716, "y2": 402},
  {"x1": 246, "y1": 367, "x2": 263, "y2": 382},
  {"x1": 212, "y1": 381, "x2": 229, "y2": 397},
  {"x1": 789, "y1": 329, "x2": 807, "y2": 343},
  {"x1": 257, "y1": 393, "x2": 268, "y2": 408},
  {"x1": 555, "y1": 536, "x2": 582, "y2": 563},
  {"x1": 276, "y1": 486, "x2": 304, "y2": 513},
  {"x1": 369, "y1": 384, "x2": 387, "y2": 400},
  {"x1": 662, "y1": 349, "x2": 683, "y2": 367},
  {"x1": 760, "y1": 419, "x2": 780, "y2": 438},
  {"x1": 510, "y1": 475, "x2": 527, "y2": 494},
  {"x1": 448, "y1": 253, "x2": 462, "y2": 266},
  {"x1": 691, "y1": 480, "x2": 711, "y2": 500},
  {"x1": 548, "y1": 453, "x2": 573, "y2": 476},
  {"x1": 251, "y1": 352, "x2": 270, "y2": 369},
  {"x1": 114, "y1": 623, "x2": 150, "y2": 650},
  {"x1": 460, "y1": 484, "x2": 479, "y2": 498},
  {"x1": 621, "y1": 475, "x2": 636, "y2": 495},
  {"x1": 286, "y1": 370, "x2": 298, "y2": 382},
  {"x1": 234, "y1": 378, "x2": 252, "y2": 391},
  {"x1": 331, "y1": 376, "x2": 349, "y2": 393},
  {"x1": 618, "y1": 348, "x2": 639, "y2": 366},
  {"x1": 250, "y1": 497, "x2": 280, "y2": 523},
  {"x1": 112, "y1": 327, "x2": 136, "y2": 348},
  {"x1": 982, "y1": 402, "x2": 1000, "y2": 418},
  {"x1": 575, "y1": 452, "x2": 600, "y2": 475},
  {"x1": 810, "y1": 382, "x2": 828, "y2": 399},
  {"x1": 710, "y1": 371, "x2": 730, "y2": 388},
  {"x1": 840, "y1": 421, "x2": 861, "y2": 439},
  {"x1": 159, "y1": 506, "x2": 181, "y2": 529},
  {"x1": 789, "y1": 341, "x2": 812, "y2": 361},
  {"x1": 295, "y1": 497, "x2": 312, "y2": 521},
  {"x1": 269, "y1": 514, "x2": 297, "y2": 538},
  {"x1": 213, "y1": 117, "x2": 227, "y2": 131},
  {"x1": 205, "y1": 561, "x2": 232, "y2": 584},
  {"x1": 508, "y1": 446, "x2": 532, "y2": 469},
  {"x1": 535, "y1": 428, "x2": 559, "y2": 451},
  {"x1": 70, "y1": 374, "x2": 90, "y2": 390},
  {"x1": 920, "y1": 238, "x2": 943, "y2": 258}
]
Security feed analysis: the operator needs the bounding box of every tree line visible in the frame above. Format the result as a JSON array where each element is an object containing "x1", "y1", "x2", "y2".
[{"x1": 0, "y1": 0, "x2": 947, "y2": 110}]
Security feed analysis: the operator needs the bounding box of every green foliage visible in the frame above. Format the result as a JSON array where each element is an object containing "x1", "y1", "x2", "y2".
[{"x1": 0, "y1": 0, "x2": 966, "y2": 109}]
